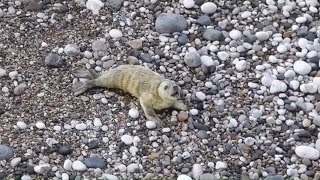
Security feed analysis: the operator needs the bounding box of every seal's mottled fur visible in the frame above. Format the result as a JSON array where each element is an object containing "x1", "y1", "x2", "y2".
[{"x1": 72, "y1": 65, "x2": 187, "y2": 126}]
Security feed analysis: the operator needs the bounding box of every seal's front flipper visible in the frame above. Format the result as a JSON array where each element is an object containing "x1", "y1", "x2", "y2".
[
  {"x1": 72, "y1": 80, "x2": 95, "y2": 96},
  {"x1": 72, "y1": 68, "x2": 100, "y2": 80},
  {"x1": 173, "y1": 100, "x2": 188, "y2": 111},
  {"x1": 140, "y1": 99, "x2": 163, "y2": 127}
]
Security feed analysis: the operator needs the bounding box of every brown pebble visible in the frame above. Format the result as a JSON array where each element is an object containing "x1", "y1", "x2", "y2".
[
  {"x1": 177, "y1": 111, "x2": 188, "y2": 121},
  {"x1": 283, "y1": 31, "x2": 292, "y2": 38}
]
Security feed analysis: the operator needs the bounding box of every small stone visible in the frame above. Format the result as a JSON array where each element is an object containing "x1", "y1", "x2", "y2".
[
  {"x1": 197, "y1": 15, "x2": 211, "y2": 26},
  {"x1": 244, "y1": 137, "x2": 255, "y2": 146},
  {"x1": 184, "y1": 51, "x2": 201, "y2": 68},
  {"x1": 155, "y1": 13, "x2": 188, "y2": 33},
  {"x1": 83, "y1": 51, "x2": 92, "y2": 59},
  {"x1": 128, "y1": 39, "x2": 142, "y2": 49},
  {"x1": 255, "y1": 31, "x2": 270, "y2": 41},
  {"x1": 109, "y1": 29, "x2": 123, "y2": 39},
  {"x1": 183, "y1": 0, "x2": 195, "y2": 9},
  {"x1": 295, "y1": 146, "x2": 320, "y2": 160},
  {"x1": 127, "y1": 56, "x2": 139, "y2": 65},
  {"x1": 25, "y1": 1, "x2": 42, "y2": 11},
  {"x1": 84, "y1": 157, "x2": 106, "y2": 169},
  {"x1": 14, "y1": 83, "x2": 27, "y2": 96},
  {"x1": 100, "y1": 174, "x2": 119, "y2": 180},
  {"x1": 270, "y1": 80, "x2": 287, "y2": 94},
  {"x1": 139, "y1": 53, "x2": 152, "y2": 63},
  {"x1": 88, "y1": 140, "x2": 99, "y2": 149},
  {"x1": 34, "y1": 164, "x2": 50, "y2": 174},
  {"x1": 300, "y1": 83, "x2": 318, "y2": 93},
  {"x1": 0, "y1": 145, "x2": 13, "y2": 160},
  {"x1": 72, "y1": 161, "x2": 87, "y2": 171},
  {"x1": 192, "y1": 164, "x2": 203, "y2": 179},
  {"x1": 277, "y1": 44, "x2": 287, "y2": 53},
  {"x1": 35, "y1": 122, "x2": 45, "y2": 129},
  {"x1": 86, "y1": 0, "x2": 104, "y2": 15},
  {"x1": 229, "y1": 30, "x2": 242, "y2": 40},
  {"x1": 105, "y1": 0, "x2": 124, "y2": 11},
  {"x1": 63, "y1": 159, "x2": 73, "y2": 170},
  {"x1": 203, "y1": 29, "x2": 224, "y2": 41},
  {"x1": 293, "y1": 60, "x2": 312, "y2": 75},
  {"x1": 64, "y1": 44, "x2": 80, "y2": 56},
  {"x1": 177, "y1": 111, "x2": 188, "y2": 121},
  {"x1": 200, "y1": 2, "x2": 217, "y2": 14},
  {"x1": 0, "y1": 68, "x2": 6, "y2": 77},
  {"x1": 92, "y1": 40, "x2": 107, "y2": 51},
  {"x1": 58, "y1": 144, "x2": 73, "y2": 155},
  {"x1": 127, "y1": 163, "x2": 141, "y2": 173},
  {"x1": 235, "y1": 60, "x2": 247, "y2": 71},
  {"x1": 195, "y1": 92, "x2": 206, "y2": 101},
  {"x1": 196, "y1": 130, "x2": 209, "y2": 139},
  {"x1": 61, "y1": 173, "x2": 69, "y2": 180},
  {"x1": 10, "y1": 157, "x2": 21, "y2": 167},
  {"x1": 215, "y1": 161, "x2": 227, "y2": 170},
  {"x1": 17, "y1": 121, "x2": 27, "y2": 129},
  {"x1": 200, "y1": 56, "x2": 214, "y2": 67},
  {"x1": 296, "y1": 16, "x2": 307, "y2": 23},
  {"x1": 241, "y1": 11, "x2": 252, "y2": 18},
  {"x1": 121, "y1": 135, "x2": 134, "y2": 145},
  {"x1": 217, "y1": 51, "x2": 229, "y2": 61},
  {"x1": 21, "y1": 175, "x2": 32, "y2": 180},
  {"x1": 45, "y1": 53, "x2": 64, "y2": 68},
  {"x1": 128, "y1": 108, "x2": 139, "y2": 118},
  {"x1": 75, "y1": 123, "x2": 87, "y2": 130},
  {"x1": 177, "y1": 174, "x2": 192, "y2": 180},
  {"x1": 93, "y1": 118, "x2": 102, "y2": 127},
  {"x1": 199, "y1": 174, "x2": 216, "y2": 180},
  {"x1": 178, "y1": 34, "x2": 189, "y2": 45},
  {"x1": 146, "y1": 121, "x2": 157, "y2": 129}
]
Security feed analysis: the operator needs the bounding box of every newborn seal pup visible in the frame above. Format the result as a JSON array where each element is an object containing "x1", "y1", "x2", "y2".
[{"x1": 72, "y1": 65, "x2": 187, "y2": 126}]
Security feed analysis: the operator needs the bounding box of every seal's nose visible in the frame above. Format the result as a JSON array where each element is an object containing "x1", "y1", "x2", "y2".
[{"x1": 173, "y1": 85, "x2": 179, "y2": 92}]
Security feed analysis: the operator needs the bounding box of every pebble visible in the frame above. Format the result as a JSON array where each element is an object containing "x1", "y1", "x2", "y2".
[
  {"x1": 184, "y1": 51, "x2": 201, "y2": 68},
  {"x1": 155, "y1": 13, "x2": 188, "y2": 33},
  {"x1": 217, "y1": 51, "x2": 229, "y2": 61},
  {"x1": 14, "y1": 83, "x2": 27, "y2": 96},
  {"x1": 61, "y1": 173, "x2": 69, "y2": 180},
  {"x1": 296, "y1": 16, "x2": 307, "y2": 23},
  {"x1": 72, "y1": 161, "x2": 87, "y2": 171},
  {"x1": 100, "y1": 174, "x2": 119, "y2": 180},
  {"x1": 10, "y1": 157, "x2": 21, "y2": 167},
  {"x1": 177, "y1": 174, "x2": 192, "y2": 180},
  {"x1": 63, "y1": 159, "x2": 73, "y2": 170},
  {"x1": 21, "y1": 175, "x2": 32, "y2": 180},
  {"x1": 293, "y1": 60, "x2": 311, "y2": 75},
  {"x1": 200, "y1": 2, "x2": 217, "y2": 14},
  {"x1": 177, "y1": 111, "x2": 188, "y2": 121},
  {"x1": 295, "y1": 146, "x2": 320, "y2": 160},
  {"x1": 146, "y1": 121, "x2": 157, "y2": 129},
  {"x1": 215, "y1": 161, "x2": 227, "y2": 169},
  {"x1": 64, "y1": 44, "x2": 80, "y2": 56},
  {"x1": 92, "y1": 40, "x2": 107, "y2": 51},
  {"x1": 270, "y1": 80, "x2": 287, "y2": 94},
  {"x1": 199, "y1": 174, "x2": 216, "y2": 180},
  {"x1": 17, "y1": 121, "x2": 27, "y2": 129},
  {"x1": 128, "y1": 39, "x2": 142, "y2": 49},
  {"x1": 277, "y1": 44, "x2": 287, "y2": 53},
  {"x1": 34, "y1": 164, "x2": 50, "y2": 174},
  {"x1": 195, "y1": 91, "x2": 206, "y2": 101},
  {"x1": 300, "y1": 83, "x2": 318, "y2": 93},
  {"x1": 86, "y1": 0, "x2": 104, "y2": 15},
  {"x1": 202, "y1": 29, "x2": 224, "y2": 41},
  {"x1": 200, "y1": 56, "x2": 214, "y2": 67},
  {"x1": 0, "y1": 68, "x2": 7, "y2": 77},
  {"x1": 139, "y1": 53, "x2": 152, "y2": 63},
  {"x1": 183, "y1": 0, "x2": 195, "y2": 9},
  {"x1": 75, "y1": 123, "x2": 87, "y2": 130},
  {"x1": 121, "y1": 135, "x2": 134, "y2": 145},
  {"x1": 109, "y1": 29, "x2": 123, "y2": 39},
  {"x1": 196, "y1": 130, "x2": 209, "y2": 139},
  {"x1": 93, "y1": 118, "x2": 102, "y2": 127},
  {"x1": 192, "y1": 164, "x2": 203, "y2": 179},
  {"x1": 127, "y1": 163, "x2": 141, "y2": 173},
  {"x1": 178, "y1": 34, "x2": 189, "y2": 45},
  {"x1": 197, "y1": 15, "x2": 211, "y2": 26},
  {"x1": 105, "y1": 0, "x2": 124, "y2": 11},
  {"x1": 235, "y1": 60, "x2": 247, "y2": 71},
  {"x1": 45, "y1": 53, "x2": 64, "y2": 68},
  {"x1": 0, "y1": 144, "x2": 13, "y2": 160},
  {"x1": 84, "y1": 156, "x2": 106, "y2": 169},
  {"x1": 255, "y1": 31, "x2": 270, "y2": 41},
  {"x1": 229, "y1": 30, "x2": 242, "y2": 40},
  {"x1": 35, "y1": 122, "x2": 45, "y2": 129},
  {"x1": 58, "y1": 144, "x2": 73, "y2": 155},
  {"x1": 128, "y1": 108, "x2": 139, "y2": 118}
]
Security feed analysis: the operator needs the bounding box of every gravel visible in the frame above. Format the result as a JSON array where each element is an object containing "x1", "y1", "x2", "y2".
[{"x1": 1, "y1": 0, "x2": 320, "y2": 179}]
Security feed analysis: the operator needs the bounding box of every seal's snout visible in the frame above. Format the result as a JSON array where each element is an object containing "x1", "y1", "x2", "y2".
[{"x1": 173, "y1": 85, "x2": 179, "y2": 92}]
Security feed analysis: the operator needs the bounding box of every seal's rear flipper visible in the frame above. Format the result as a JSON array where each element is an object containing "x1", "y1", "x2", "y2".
[
  {"x1": 72, "y1": 80, "x2": 95, "y2": 96},
  {"x1": 72, "y1": 68, "x2": 100, "y2": 80}
]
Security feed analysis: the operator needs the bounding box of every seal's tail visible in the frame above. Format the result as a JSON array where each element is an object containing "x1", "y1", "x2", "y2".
[
  {"x1": 72, "y1": 80, "x2": 95, "y2": 96},
  {"x1": 72, "y1": 68, "x2": 100, "y2": 80}
]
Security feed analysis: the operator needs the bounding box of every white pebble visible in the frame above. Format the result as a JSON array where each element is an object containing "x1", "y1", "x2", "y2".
[
  {"x1": 127, "y1": 163, "x2": 141, "y2": 173},
  {"x1": 117, "y1": 164, "x2": 127, "y2": 172},
  {"x1": 244, "y1": 137, "x2": 256, "y2": 146},
  {"x1": 183, "y1": 0, "x2": 195, "y2": 9},
  {"x1": 61, "y1": 173, "x2": 69, "y2": 180},
  {"x1": 190, "y1": 109, "x2": 199, "y2": 115},
  {"x1": 146, "y1": 121, "x2": 157, "y2": 129},
  {"x1": 300, "y1": 83, "x2": 318, "y2": 93},
  {"x1": 9, "y1": 71, "x2": 18, "y2": 78},
  {"x1": 72, "y1": 161, "x2": 87, "y2": 171},
  {"x1": 75, "y1": 123, "x2": 87, "y2": 130},
  {"x1": 109, "y1": 29, "x2": 123, "y2": 39},
  {"x1": 293, "y1": 60, "x2": 311, "y2": 75},
  {"x1": 10, "y1": 157, "x2": 21, "y2": 167},
  {"x1": 195, "y1": 92, "x2": 206, "y2": 101},
  {"x1": 235, "y1": 60, "x2": 247, "y2": 71},
  {"x1": 63, "y1": 159, "x2": 73, "y2": 171},
  {"x1": 192, "y1": 164, "x2": 203, "y2": 179},
  {"x1": 217, "y1": 51, "x2": 229, "y2": 61},
  {"x1": 128, "y1": 108, "x2": 139, "y2": 118},
  {"x1": 298, "y1": 38, "x2": 309, "y2": 49},
  {"x1": 121, "y1": 135, "x2": 134, "y2": 145},
  {"x1": 0, "y1": 68, "x2": 7, "y2": 77},
  {"x1": 229, "y1": 30, "x2": 242, "y2": 40},
  {"x1": 86, "y1": 0, "x2": 104, "y2": 15},
  {"x1": 241, "y1": 11, "x2": 252, "y2": 18},
  {"x1": 93, "y1": 118, "x2": 102, "y2": 127},
  {"x1": 255, "y1": 31, "x2": 270, "y2": 41},
  {"x1": 200, "y1": 2, "x2": 217, "y2": 14},
  {"x1": 270, "y1": 80, "x2": 287, "y2": 93},
  {"x1": 35, "y1": 122, "x2": 46, "y2": 129},
  {"x1": 295, "y1": 146, "x2": 320, "y2": 160},
  {"x1": 177, "y1": 175, "x2": 192, "y2": 180},
  {"x1": 200, "y1": 56, "x2": 214, "y2": 67},
  {"x1": 17, "y1": 121, "x2": 27, "y2": 129},
  {"x1": 296, "y1": 16, "x2": 307, "y2": 23},
  {"x1": 215, "y1": 161, "x2": 227, "y2": 170},
  {"x1": 277, "y1": 44, "x2": 287, "y2": 53}
]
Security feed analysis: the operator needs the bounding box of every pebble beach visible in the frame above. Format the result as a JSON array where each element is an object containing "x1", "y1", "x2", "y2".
[{"x1": 1, "y1": 0, "x2": 320, "y2": 179}]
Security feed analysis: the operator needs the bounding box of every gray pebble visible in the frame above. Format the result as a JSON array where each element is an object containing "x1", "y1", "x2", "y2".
[
  {"x1": 196, "y1": 130, "x2": 209, "y2": 139},
  {"x1": 178, "y1": 34, "x2": 189, "y2": 45},
  {"x1": 45, "y1": 53, "x2": 64, "y2": 68},
  {"x1": 105, "y1": 0, "x2": 124, "y2": 11},
  {"x1": 155, "y1": 13, "x2": 188, "y2": 33},
  {"x1": 203, "y1": 29, "x2": 224, "y2": 41},
  {"x1": 264, "y1": 175, "x2": 284, "y2": 180},
  {"x1": 0, "y1": 145, "x2": 14, "y2": 160},
  {"x1": 84, "y1": 157, "x2": 106, "y2": 169},
  {"x1": 139, "y1": 53, "x2": 152, "y2": 63},
  {"x1": 184, "y1": 51, "x2": 201, "y2": 67},
  {"x1": 197, "y1": 15, "x2": 211, "y2": 26},
  {"x1": 64, "y1": 44, "x2": 80, "y2": 56},
  {"x1": 14, "y1": 83, "x2": 27, "y2": 96},
  {"x1": 92, "y1": 40, "x2": 107, "y2": 51}
]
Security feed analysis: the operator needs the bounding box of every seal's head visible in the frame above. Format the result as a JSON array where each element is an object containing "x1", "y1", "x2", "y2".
[{"x1": 158, "y1": 80, "x2": 181, "y2": 101}]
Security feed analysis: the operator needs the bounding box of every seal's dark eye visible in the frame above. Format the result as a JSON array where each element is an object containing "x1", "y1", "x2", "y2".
[{"x1": 164, "y1": 85, "x2": 169, "y2": 90}]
